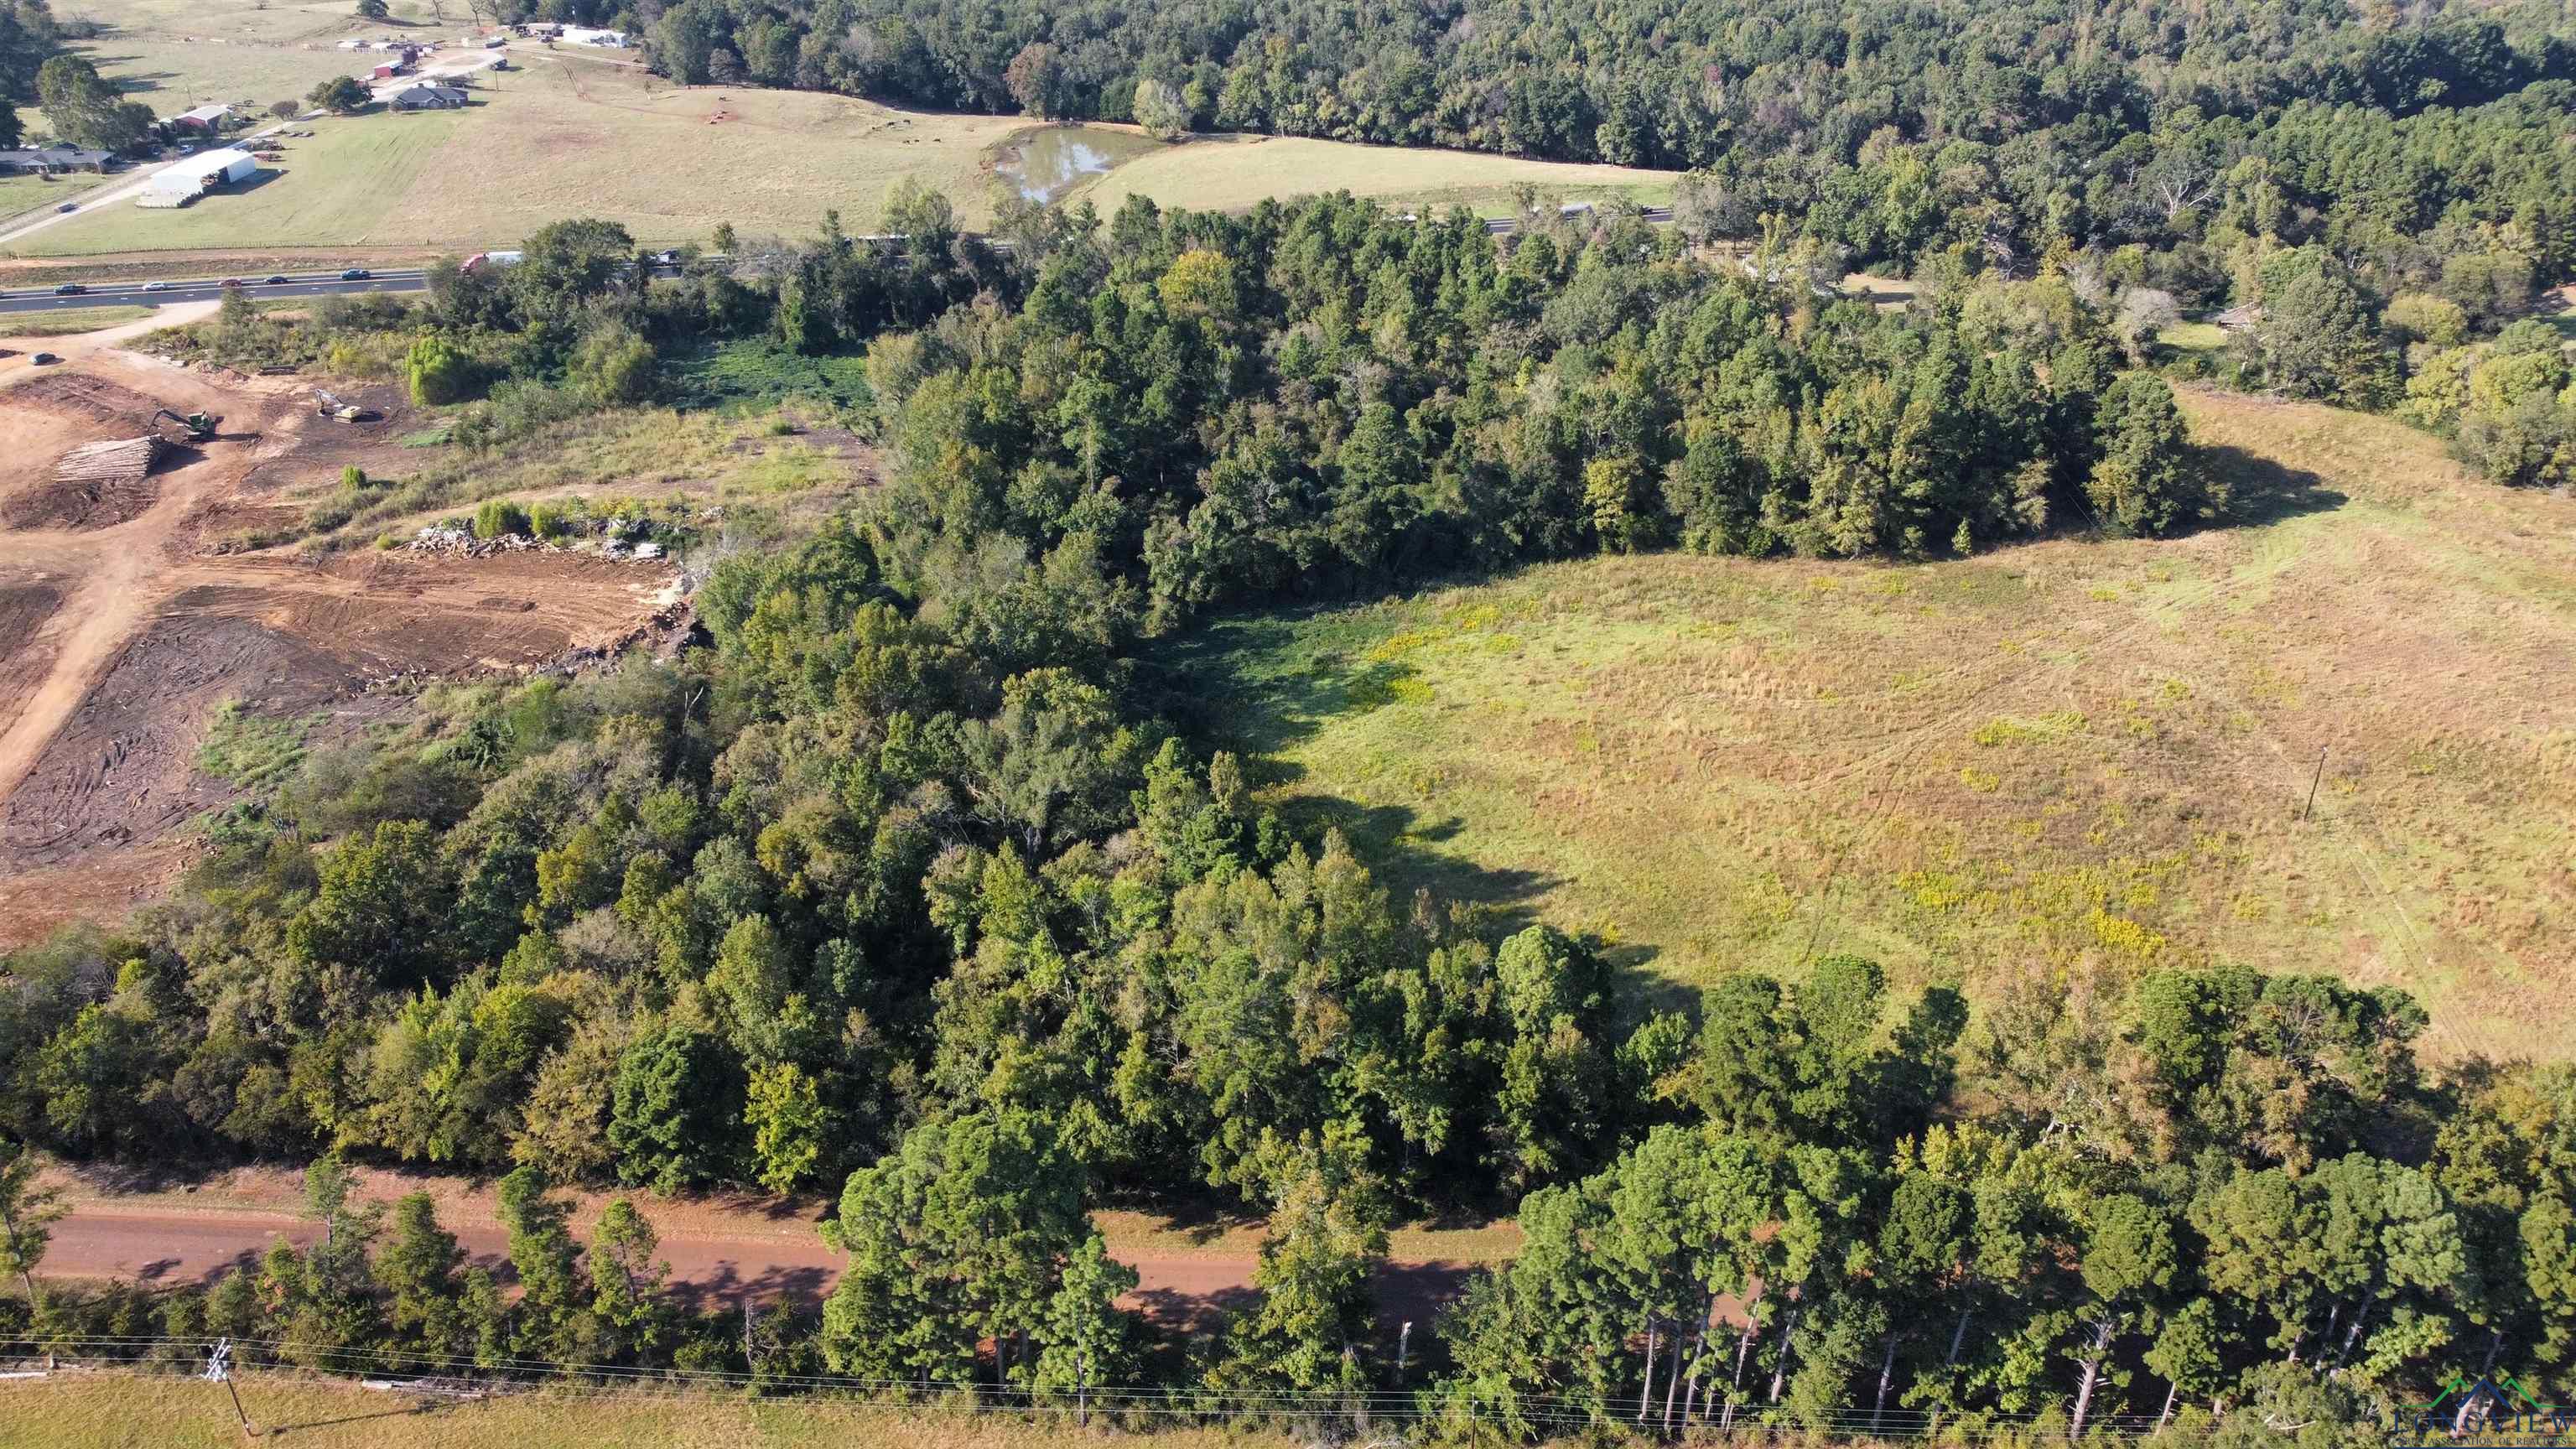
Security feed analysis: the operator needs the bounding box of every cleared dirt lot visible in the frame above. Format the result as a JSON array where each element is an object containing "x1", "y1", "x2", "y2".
[{"x1": 0, "y1": 336, "x2": 678, "y2": 945}]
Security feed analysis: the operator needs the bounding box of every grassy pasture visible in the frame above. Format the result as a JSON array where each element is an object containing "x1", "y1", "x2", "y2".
[
  {"x1": 1073, "y1": 132, "x2": 1678, "y2": 216},
  {"x1": 62, "y1": 0, "x2": 452, "y2": 112},
  {"x1": 75, "y1": 33, "x2": 381, "y2": 110},
  {"x1": 0, "y1": 1371, "x2": 1308, "y2": 1449},
  {"x1": 0, "y1": 304, "x2": 157, "y2": 337},
  {"x1": 1169, "y1": 391, "x2": 2576, "y2": 1060},
  {"x1": 374, "y1": 60, "x2": 1021, "y2": 242},
  {"x1": 16, "y1": 112, "x2": 470, "y2": 256},
  {"x1": 0, "y1": 174, "x2": 90, "y2": 223},
  {"x1": 12, "y1": 61, "x2": 1025, "y2": 257}
]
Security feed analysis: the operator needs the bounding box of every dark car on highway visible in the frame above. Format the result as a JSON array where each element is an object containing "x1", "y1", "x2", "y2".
[
  {"x1": 217, "y1": 278, "x2": 246, "y2": 288},
  {"x1": 53, "y1": 283, "x2": 85, "y2": 295},
  {"x1": 263, "y1": 274, "x2": 291, "y2": 285},
  {"x1": 340, "y1": 268, "x2": 371, "y2": 281}
]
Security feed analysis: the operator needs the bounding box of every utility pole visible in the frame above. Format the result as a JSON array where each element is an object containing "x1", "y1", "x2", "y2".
[
  {"x1": 1076, "y1": 1349, "x2": 1088, "y2": 1429},
  {"x1": 2302, "y1": 745, "x2": 2327, "y2": 820},
  {"x1": 1395, "y1": 1322, "x2": 1411, "y2": 1380},
  {"x1": 206, "y1": 1337, "x2": 257, "y2": 1438}
]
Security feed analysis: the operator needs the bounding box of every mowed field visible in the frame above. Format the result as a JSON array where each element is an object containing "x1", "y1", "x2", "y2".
[
  {"x1": 1171, "y1": 392, "x2": 2576, "y2": 1061},
  {"x1": 15, "y1": 60, "x2": 1023, "y2": 257},
  {"x1": 1072, "y1": 132, "x2": 1680, "y2": 216},
  {"x1": 16, "y1": 110, "x2": 470, "y2": 256}
]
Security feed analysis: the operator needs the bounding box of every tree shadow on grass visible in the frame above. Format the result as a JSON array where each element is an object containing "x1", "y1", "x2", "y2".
[
  {"x1": 1150, "y1": 592, "x2": 1693, "y2": 1022},
  {"x1": 264, "y1": 1405, "x2": 437, "y2": 1436},
  {"x1": 2199, "y1": 442, "x2": 2347, "y2": 529}
]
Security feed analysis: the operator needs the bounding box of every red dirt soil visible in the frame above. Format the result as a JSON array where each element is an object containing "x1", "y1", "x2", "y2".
[
  {"x1": 39, "y1": 1161, "x2": 1485, "y2": 1328},
  {"x1": 0, "y1": 339, "x2": 679, "y2": 943}
]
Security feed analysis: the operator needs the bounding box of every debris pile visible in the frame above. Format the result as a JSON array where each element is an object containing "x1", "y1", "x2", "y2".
[
  {"x1": 51, "y1": 435, "x2": 163, "y2": 488},
  {"x1": 4, "y1": 435, "x2": 164, "y2": 531}
]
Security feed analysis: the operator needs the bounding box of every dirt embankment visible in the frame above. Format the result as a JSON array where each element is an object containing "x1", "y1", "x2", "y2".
[{"x1": 0, "y1": 338, "x2": 682, "y2": 945}]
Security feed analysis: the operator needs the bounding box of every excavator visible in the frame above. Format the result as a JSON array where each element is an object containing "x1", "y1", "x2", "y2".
[
  {"x1": 151, "y1": 408, "x2": 220, "y2": 442},
  {"x1": 314, "y1": 388, "x2": 378, "y2": 423}
]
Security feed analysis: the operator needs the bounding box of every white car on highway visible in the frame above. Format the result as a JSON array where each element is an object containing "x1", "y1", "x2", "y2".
[{"x1": 144, "y1": 280, "x2": 171, "y2": 292}]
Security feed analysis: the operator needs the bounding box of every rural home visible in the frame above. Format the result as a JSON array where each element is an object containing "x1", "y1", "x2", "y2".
[
  {"x1": 0, "y1": 146, "x2": 110, "y2": 174},
  {"x1": 143, "y1": 147, "x2": 257, "y2": 204},
  {"x1": 169, "y1": 103, "x2": 232, "y2": 133},
  {"x1": 557, "y1": 25, "x2": 628, "y2": 46},
  {"x1": 391, "y1": 83, "x2": 469, "y2": 111}
]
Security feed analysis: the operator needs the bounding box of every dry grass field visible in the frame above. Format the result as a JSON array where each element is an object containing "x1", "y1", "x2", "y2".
[
  {"x1": 1171, "y1": 390, "x2": 2576, "y2": 1061},
  {"x1": 64, "y1": 0, "x2": 456, "y2": 110},
  {"x1": 0, "y1": 1372, "x2": 1311, "y2": 1449},
  {"x1": 374, "y1": 60, "x2": 1022, "y2": 242},
  {"x1": 1075, "y1": 132, "x2": 1678, "y2": 216}
]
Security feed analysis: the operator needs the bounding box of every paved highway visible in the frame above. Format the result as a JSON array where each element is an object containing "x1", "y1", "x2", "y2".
[{"x1": 0, "y1": 269, "x2": 430, "y2": 315}]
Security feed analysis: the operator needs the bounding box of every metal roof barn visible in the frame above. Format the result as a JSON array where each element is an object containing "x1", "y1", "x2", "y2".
[{"x1": 146, "y1": 148, "x2": 258, "y2": 198}]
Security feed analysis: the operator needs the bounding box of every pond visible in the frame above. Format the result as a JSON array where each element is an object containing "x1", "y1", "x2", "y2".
[{"x1": 995, "y1": 126, "x2": 1157, "y2": 204}]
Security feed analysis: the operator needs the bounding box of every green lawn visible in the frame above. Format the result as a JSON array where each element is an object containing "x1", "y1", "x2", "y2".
[
  {"x1": 1074, "y1": 132, "x2": 1678, "y2": 216},
  {"x1": 0, "y1": 174, "x2": 95, "y2": 224},
  {"x1": 1166, "y1": 390, "x2": 2576, "y2": 1060},
  {"x1": 0, "y1": 304, "x2": 157, "y2": 337},
  {"x1": 2158, "y1": 320, "x2": 2230, "y2": 352},
  {"x1": 13, "y1": 111, "x2": 470, "y2": 256}
]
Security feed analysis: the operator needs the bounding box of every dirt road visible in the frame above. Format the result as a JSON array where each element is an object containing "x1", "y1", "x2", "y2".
[
  {"x1": 41, "y1": 1203, "x2": 1478, "y2": 1327},
  {"x1": 0, "y1": 336, "x2": 684, "y2": 944}
]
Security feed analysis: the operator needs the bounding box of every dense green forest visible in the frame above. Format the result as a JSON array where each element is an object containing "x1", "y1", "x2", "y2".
[
  {"x1": 605, "y1": 0, "x2": 2576, "y2": 286},
  {"x1": 595, "y1": 0, "x2": 2576, "y2": 488},
  {"x1": 3, "y1": 190, "x2": 2572, "y2": 1432}
]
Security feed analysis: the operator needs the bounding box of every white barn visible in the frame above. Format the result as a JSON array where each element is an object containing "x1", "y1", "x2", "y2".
[{"x1": 147, "y1": 148, "x2": 257, "y2": 200}]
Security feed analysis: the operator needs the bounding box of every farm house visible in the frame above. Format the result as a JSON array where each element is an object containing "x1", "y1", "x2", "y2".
[
  {"x1": 0, "y1": 146, "x2": 109, "y2": 174},
  {"x1": 392, "y1": 84, "x2": 470, "y2": 111}
]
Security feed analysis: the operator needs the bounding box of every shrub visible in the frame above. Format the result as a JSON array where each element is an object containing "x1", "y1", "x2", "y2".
[
  {"x1": 527, "y1": 501, "x2": 571, "y2": 539},
  {"x1": 340, "y1": 465, "x2": 369, "y2": 493},
  {"x1": 407, "y1": 334, "x2": 476, "y2": 407},
  {"x1": 473, "y1": 499, "x2": 531, "y2": 539}
]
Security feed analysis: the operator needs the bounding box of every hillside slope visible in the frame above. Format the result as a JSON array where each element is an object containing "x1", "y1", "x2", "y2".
[{"x1": 1176, "y1": 390, "x2": 2576, "y2": 1059}]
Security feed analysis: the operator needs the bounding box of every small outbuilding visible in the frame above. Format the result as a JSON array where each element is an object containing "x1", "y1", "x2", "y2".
[{"x1": 170, "y1": 103, "x2": 233, "y2": 133}]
